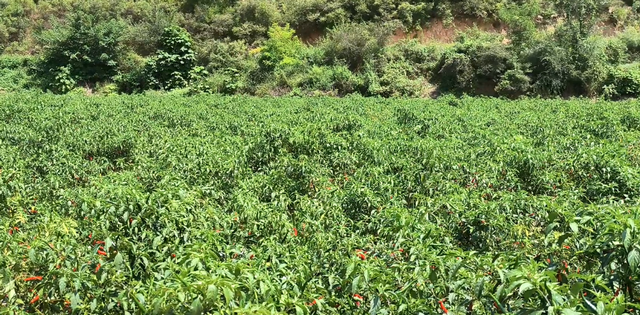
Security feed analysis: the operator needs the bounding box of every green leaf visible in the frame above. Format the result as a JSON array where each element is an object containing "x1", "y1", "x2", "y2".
[
  {"x1": 596, "y1": 301, "x2": 604, "y2": 315},
  {"x1": 519, "y1": 282, "x2": 534, "y2": 295},
  {"x1": 114, "y1": 253, "x2": 123, "y2": 267},
  {"x1": 545, "y1": 223, "x2": 558, "y2": 235},
  {"x1": 59, "y1": 277, "x2": 67, "y2": 292},
  {"x1": 223, "y1": 287, "x2": 233, "y2": 303},
  {"x1": 190, "y1": 298, "x2": 203, "y2": 315},
  {"x1": 623, "y1": 228, "x2": 631, "y2": 251},
  {"x1": 569, "y1": 222, "x2": 578, "y2": 233},
  {"x1": 474, "y1": 278, "x2": 485, "y2": 297},
  {"x1": 628, "y1": 249, "x2": 640, "y2": 272},
  {"x1": 561, "y1": 308, "x2": 582, "y2": 315},
  {"x1": 136, "y1": 293, "x2": 145, "y2": 306},
  {"x1": 352, "y1": 275, "x2": 361, "y2": 293},
  {"x1": 369, "y1": 296, "x2": 381, "y2": 315},
  {"x1": 570, "y1": 283, "x2": 584, "y2": 296}
]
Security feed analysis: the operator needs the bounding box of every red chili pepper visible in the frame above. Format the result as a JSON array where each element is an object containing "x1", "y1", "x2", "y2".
[
  {"x1": 358, "y1": 253, "x2": 366, "y2": 260},
  {"x1": 24, "y1": 276, "x2": 43, "y2": 281},
  {"x1": 563, "y1": 245, "x2": 570, "y2": 249},
  {"x1": 30, "y1": 295, "x2": 39, "y2": 304},
  {"x1": 97, "y1": 250, "x2": 107, "y2": 256},
  {"x1": 293, "y1": 227, "x2": 298, "y2": 237},
  {"x1": 171, "y1": 253, "x2": 176, "y2": 258},
  {"x1": 94, "y1": 241, "x2": 105, "y2": 245},
  {"x1": 88, "y1": 233, "x2": 92, "y2": 239},
  {"x1": 353, "y1": 294, "x2": 363, "y2": 301},
  {"x1": 95, "y1": 263, "x2": 101, "y2": 273},
  {"x1": 439, "y1": 300, "x2": 449, "y2": 314}
]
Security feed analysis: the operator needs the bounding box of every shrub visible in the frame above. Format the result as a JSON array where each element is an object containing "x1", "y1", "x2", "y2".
[
  {"x1": 620, "y1": 28, "x2": 640, "y2": 62},
  {"x1": 383, "y1": 40, "x2": 444, "y2": 77},
  {"x1": 232, "y1": 0, "x2": 281, "y2": 43},
  {"x1": 432, "y1": 30, "x2": 516, "y2": 95},
  {"x1": 495, "y1": 68, "x2": 531, "y2": 98},
  {"x1": 374, "y1": 60, "x2": 425, "y2": 97},
  {"x1": 322, "y1": 23, "x2": 390, "y2": 71},
  {"x1": 605, "y1": 37, "x2": 629, "y2": 65},
  {"x1": 115, "y1": 52, "x2": 148, "y2": 94},
  {"x1": 143, "y1": 26, "x2": 197, "y2": 90},
  {"x1": 603, "y1": 63, "x2": 640, "y2": 99},
  {"x1": 301, "y1": 64, "x2": 362, "y2": 95},
  {"x1": 575, "y1": 36, "x2": 612, "y2": 96},
  {"x1": 123, "y1": 9, "x2": 176, "y2": 56},
  {"x1": 34, "y1": 13, "x2": 125, "y2": 93},
  {"x1": 525, "y1": 38, "x2": 577, "y2": 96},
  {"x1": 499, "y1": 0, "x2": 541, "y2": 51},
  {"x1": 196, "y1": 40, "x2": 254, "y2": 73},
  {"x1": 0, "y1": 0, "x2": 36, "y2": 53},
  {"x1": 0, "y1": 55, "x2": 34, "y2": 92},
  {"x1": 258, "y1": 24, "x2": 304, "y2": 72},
  {"x1": 280, "y1": 0, "x2": 345, "y2": 31},
  {"x1": 432, "y1": 51, "x2": 475, "y2": 94}
]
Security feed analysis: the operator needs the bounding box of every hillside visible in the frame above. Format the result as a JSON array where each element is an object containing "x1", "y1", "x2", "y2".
[{"x1": 1, "y1": 0, "x2": 640, "y2": 98}]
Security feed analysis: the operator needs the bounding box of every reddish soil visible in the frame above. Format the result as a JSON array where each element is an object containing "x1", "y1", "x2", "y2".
[{"x1": 391, "y1": 18, "x2": 506, "y2": 44}]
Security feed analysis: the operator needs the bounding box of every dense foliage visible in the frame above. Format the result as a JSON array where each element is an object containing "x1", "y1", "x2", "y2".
[
  {"x1": 1, "y1": 0, "x2": 640, "y2": 98},
  {"x1": 2, "y1": 94, "x2": 640, "y2": 314}
]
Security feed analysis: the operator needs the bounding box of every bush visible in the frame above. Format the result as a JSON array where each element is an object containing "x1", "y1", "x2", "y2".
[
  {"x1": 232, "y1": 0, "x2": 281, "y2": 43},
  {"x1": 525, "y1": 38, "x2": 577, "y2": 96},
  {"x1": 194, "y1": 39, "x2": 256, "y2": 94},
  {"x1": 499, "y1": 0, "x2": 541, "y2": 51},
  {"x1": 371, "y1": 61, "x2": 425, "y2": 97},
  {"x1": 322, "y1": 23, "x2": 390, "y2": 71},
  {"x1": 0, "y1": 55, "x2": 34, "y2": 92},
  {"x1": 0, "y1": 0, "x2": 36, "y2": 53},
  {"x1": 495, "y1": 68, "x2": 531, "y2": 98},
  {"x1": 143, "y1": 26, "x2": 197, "y2": 90},
  {"x1": 383, "y1": 40, "x2": 444, "y2": 77},
  {"x1": 605, "y1": 37, "x2": 629, "y2": 65},
  {"x1": 258, "y1": 24, "x2": 304, "y2": 72},
  {"x1": 115, "y1": 52, "x2": 147, "y2": 94},
  {"x1": 34, "y1": 13, "x2": 125, "y2": 93},
  {"x1": 123, "y1": 9, "x2": 176, "y2": 56},
  {"x1": 432, "y1": 30, "x2": 516, "y2": 95},
  {"x1": 301, "y1": 65, "x2": 362, "y2": 95},
  {"x1": 603, "y1": 63, "x2": 640, "y2": 99},
  {"x1": 620, "y1": 28, "x2": 640, "y2": 62},
  {"x1": 196, "y1": 40, "x2": 255, "y2": 73},
  {"x1": 575, "y1": 36, "x2": 612, "y2": 96}
]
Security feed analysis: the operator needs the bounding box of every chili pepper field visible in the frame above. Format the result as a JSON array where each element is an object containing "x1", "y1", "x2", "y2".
[{"x1": 2, "y1": 93, "x2": 640, "y2": 314}]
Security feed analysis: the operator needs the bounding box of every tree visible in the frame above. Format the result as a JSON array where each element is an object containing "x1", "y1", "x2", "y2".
[
  {"x1": 34, "y1": 13, "x2": 124, "y2": 93},
  {"x1": 144, "y1": 26, "x2": 197, "y2": 90}
]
